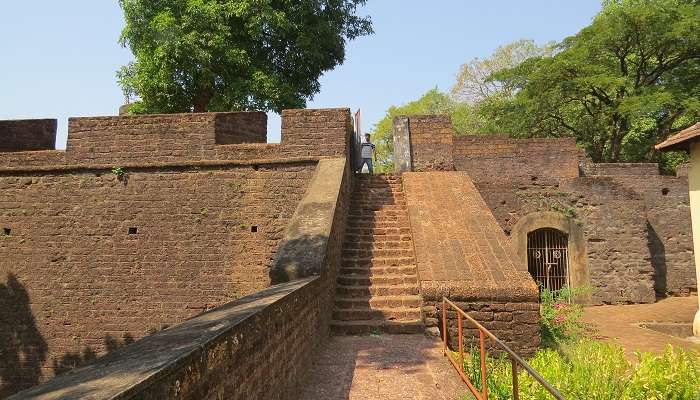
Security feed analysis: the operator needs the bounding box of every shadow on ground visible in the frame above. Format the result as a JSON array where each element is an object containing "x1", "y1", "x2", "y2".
[{"x1": 299, "y1": 334, "x2": 468, "y2": 400}]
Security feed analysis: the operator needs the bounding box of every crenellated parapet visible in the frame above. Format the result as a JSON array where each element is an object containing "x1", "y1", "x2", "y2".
[{"x1": 0, "y1": 108, "x2": 353, "y2": 171}]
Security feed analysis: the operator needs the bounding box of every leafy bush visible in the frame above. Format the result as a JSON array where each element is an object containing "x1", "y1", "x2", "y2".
[
  {"x1": 457, "y1": 341, "x2": 700, "y2": 400},
  {"x1": 539, "y1": 286, "x2": 589, "y2": 345}
]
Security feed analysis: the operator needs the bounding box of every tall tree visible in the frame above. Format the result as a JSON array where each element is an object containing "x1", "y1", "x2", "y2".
[
  {"x1": 117, "y1": 0, "x2": 372, "y2": 113},
  {"x1": 486, "y1": 0, "x2": 700, "y2": 165},
  {"x1": 451, "y1": 39, "x2": 554, "y2": 104}
]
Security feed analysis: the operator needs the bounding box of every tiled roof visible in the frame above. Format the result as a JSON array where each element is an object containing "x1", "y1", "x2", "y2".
[{"x1": 655, "y1": 122, "x2": 700, "y2": 151}]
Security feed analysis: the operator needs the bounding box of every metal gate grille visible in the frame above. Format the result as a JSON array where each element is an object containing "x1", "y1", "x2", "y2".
[{"x1": 527, "y1": 228, "x2": 570, "y2": 292}]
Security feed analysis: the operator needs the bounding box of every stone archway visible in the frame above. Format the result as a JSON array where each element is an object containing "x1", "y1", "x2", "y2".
[{"x1": 511, "y1": 212, "x2": 590, "y2": 303}]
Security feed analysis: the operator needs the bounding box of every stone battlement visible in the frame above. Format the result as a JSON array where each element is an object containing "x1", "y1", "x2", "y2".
[{"x1": 0, "y1": 108, "x2": 352, "y2": 170}]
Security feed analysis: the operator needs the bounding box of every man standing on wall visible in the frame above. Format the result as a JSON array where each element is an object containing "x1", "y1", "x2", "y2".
[{"x1": 359, "y1": 133, "x2": 376, "y2": 174}]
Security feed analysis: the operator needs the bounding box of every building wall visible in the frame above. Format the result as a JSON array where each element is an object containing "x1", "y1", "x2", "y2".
[
  {"x1": 0, "y1": 109, "x2": 352, "y2": 396},
  {"x1": 581, "y1": 162, "x2": 694, "y2": 296},
  {"x1": 561, "y1": 178, "x2": 655, "y2": 303},
  {"x1": 689, "y1": 144, "x2": 700, "y2": 335}
]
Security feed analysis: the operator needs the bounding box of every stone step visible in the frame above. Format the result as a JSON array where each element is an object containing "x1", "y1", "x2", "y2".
[
  {"x1": 349, "y1": 210, "x2": 407, "y2": 218},
  {"x1": 350, "y1": 196, "x2": 406, "y2": 205},
  {"x1": 340, "y1": 264, "x2": 418, "y2": 276},
  {"x1": 332, "y1": 307, "x2": 421, "y2": 322},
  {"x1": 342, "y1": 241, "x2": 413, "y2": 250},
  {"x1": 351, "y1": 194, "x2": 406, "y2": 202},
  {"x1": 331, "y1": 319, "x2": 424, "y2": 335},
  {"x1": 335, "y1": 295, "x2": 423, "y2": 309},
  {"x1": 353, "y1": 184, "x2": 403, "y2": 190},
  {"x1": 342, "y1": 248, "x2": 415, "y2": 259},
  {"x1": 337, "y1": 273, "x2": 418, "y2": 286},
  {"x1": 349, "y1": 210, "x2": 408, "y2": 217},
  {"x1": 341, "y1": 256, "x2": 416, "y2": 267},
  {"x1": 352, "y1": 187, "x2": 404, "y2": 199},
  {"x1": 356, "y1": 178, "x2": 403, "y2": 184},
  {"x1": 336, "y1": 284, "x2": 420, "y2": 297},
  {"x1": 350, "y1": 203, "x2": 407, "y2": 210},
  {"x1": 345, "y1": 233, "x2": 413, "y2": 243},
  {"x1": 347, "y1": 222, "x2": 411, "y2": 230},
  {"x1": 348, "y1": 208, "x2": 407, "y2": 216},
  {"x1": 346, "y1": 227, "x2": 412, "y2": 236}
]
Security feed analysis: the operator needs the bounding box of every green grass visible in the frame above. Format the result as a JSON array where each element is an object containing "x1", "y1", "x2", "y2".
[
  {"x1": 457, "y1": 341, "x2": 700, "y2": 399},
  {"x1": 455, "y1": 286, "x2": 700, "y2": 399}
]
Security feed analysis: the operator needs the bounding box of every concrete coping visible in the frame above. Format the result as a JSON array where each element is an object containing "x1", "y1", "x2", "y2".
[
  {"x1": 8, "y1": 277, "x2": 316, "y2": 400},
  {"x1": 270, "y1": 157, "x2": 348, "y2": 283}
]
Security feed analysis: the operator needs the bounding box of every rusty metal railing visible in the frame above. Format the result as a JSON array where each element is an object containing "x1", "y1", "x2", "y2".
[{"x1": 442, "y1": 297, "x2": 565, "y2": 400}]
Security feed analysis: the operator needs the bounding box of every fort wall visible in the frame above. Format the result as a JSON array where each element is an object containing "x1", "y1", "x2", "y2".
[
  {"x1": 396, "y1": 114, "x2": 695, "y2": 304},
  {"x1": 453, "y1": 135, "x2": 581, "y2": 183},
  {"x1": 0, "y1": 109, "x2": 352, "y2": 396},
  {"x1": 8, "y1": 157, "x2": 351, "y2": 400}
]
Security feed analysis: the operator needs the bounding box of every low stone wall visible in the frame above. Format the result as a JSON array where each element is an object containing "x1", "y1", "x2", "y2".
[
  {"x1": 9, "y1": 278, "x2": 322, "y2": 400},
  {"x1": 402, "y1": 172, "x2": 540, "y2": 355},
  {"x1": 581, "y1": 162, "x2": 660, "y2": 177},
  {"x1": 8, "y1": 158, "x2": 351, "y2": 400}
]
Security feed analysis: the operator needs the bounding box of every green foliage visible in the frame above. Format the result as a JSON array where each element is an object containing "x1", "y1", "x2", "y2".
[
  {"x1": 459, "y1": 341, "x2": 700, "y2": 400},
  {"x1": 547, "y1": 202, "x2": 577, "y2": 220},
  {"x1": 111, "y1": 167, "x2": 125, "y2": 178},
  {"x1": 369, "y1": 88, "x2": 454, "y2": 172},
  {"x1": 484, "y1": 0, "x2": 700, "y2": 163},
  {"x1": 117, "y1": 0, "x2": 372, "y2": 113},
  {"x1": 626, "y1": 346, "x2": 700, "y2": 399},
  {"x1": 659, "y1": 151, "x2": 690, "y2": 175},
  {"x1": 451, "y1": 39, "x2": 555, "y2": 104},
  {"x1": 539, "y1": 286, "x2": 590, "y2": 346}
]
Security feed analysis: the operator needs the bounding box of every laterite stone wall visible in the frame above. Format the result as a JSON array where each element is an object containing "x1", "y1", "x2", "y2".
[{"x1": 0, "y1": 108, "x2": 352, "y2": 397}]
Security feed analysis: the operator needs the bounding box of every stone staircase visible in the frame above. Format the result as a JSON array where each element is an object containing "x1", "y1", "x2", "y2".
[{"x1": 331, "y1": 174, "x2": 423, "y2": 334}]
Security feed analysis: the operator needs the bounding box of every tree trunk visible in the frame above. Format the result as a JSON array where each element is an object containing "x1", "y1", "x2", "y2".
[
  {"x1": 609, "y1": 114, "x2": 628, "y2": 162},
  {"x1": 193, "y1": 88, "x2": 213, "y2": 113}
]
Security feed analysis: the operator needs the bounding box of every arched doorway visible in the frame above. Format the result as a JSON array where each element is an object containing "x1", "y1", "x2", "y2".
[{"x1": 527, "y1": 228, "x2": 570, "y2": 291}]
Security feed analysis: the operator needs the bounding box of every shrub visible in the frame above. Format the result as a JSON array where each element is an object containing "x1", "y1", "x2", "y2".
[
  {"x1": 458, "y1": 341, "x2": 700, "y2": 400},
  {"x1": 539, "y1": 286, "x2": 589, "y2": 345}
]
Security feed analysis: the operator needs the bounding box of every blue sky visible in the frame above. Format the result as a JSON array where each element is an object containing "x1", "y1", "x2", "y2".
[{"x1": 0, "y1": 1, "x2": 601, "y2": 148}]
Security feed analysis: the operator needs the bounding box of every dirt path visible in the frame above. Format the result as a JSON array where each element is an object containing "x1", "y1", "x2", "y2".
[{"x1": 582, "y1": 296, "x2": 700, "y2": 357}]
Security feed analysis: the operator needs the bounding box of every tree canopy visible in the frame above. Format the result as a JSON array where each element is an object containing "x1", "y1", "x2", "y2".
[
  {"x1": 117, "y1": 0, "x2": 372, "y2": 114},
  {"x1": 369, "y1": 89, "x2": 459, "y2": 172},
  {"x1": 372, "y1": 0, "x2": 698, "y2": 173},
  {"x1": 484, "y1": 0, "x2": 699, "y2": 167},
  {"x1": 451, "y1": 39, "x2": 554, "y2": 104}
]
